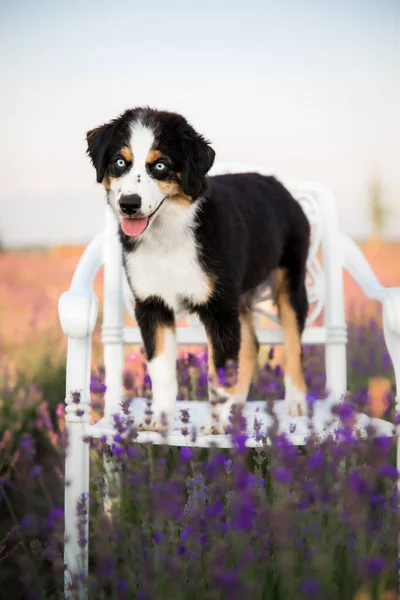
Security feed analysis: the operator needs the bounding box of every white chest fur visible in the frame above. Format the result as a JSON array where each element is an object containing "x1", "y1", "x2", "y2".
[{"x1": 124, "y1": 203, "x2": 211, "y2": 312}]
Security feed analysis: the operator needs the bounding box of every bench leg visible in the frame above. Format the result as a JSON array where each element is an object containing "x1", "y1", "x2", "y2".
[
  {"x1": 325, "y1": 343, "x2": 347, "y2": 403},
  {"x1": 64, "y1": 337, "x2": 91, "y2": 600}
]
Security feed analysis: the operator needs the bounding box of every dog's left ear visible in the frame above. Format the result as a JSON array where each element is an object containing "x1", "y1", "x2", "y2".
[
  {"x1": 86, "y1": 122, "x2": 115, "y2": 184},
  {"x1": 181, "y1": 132, "x2": 215, "y2": 198}
]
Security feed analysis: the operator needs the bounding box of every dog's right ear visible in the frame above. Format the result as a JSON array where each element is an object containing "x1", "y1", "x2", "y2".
[{"x1": 86, "y1": 123, "x2": 114, "y2": 184}]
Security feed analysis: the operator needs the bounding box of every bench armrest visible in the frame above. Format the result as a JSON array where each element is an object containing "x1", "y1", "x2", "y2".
[
  {"x1": 341, "y1": 233, "x2": 400, "y2": 334},
  {"x1": 58, "y1": 232, "x2": 104, "y2": 338}
]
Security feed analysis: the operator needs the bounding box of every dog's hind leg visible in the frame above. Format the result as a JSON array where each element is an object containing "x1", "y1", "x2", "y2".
[
  {"x1": 273, "y1": 265, "x2": 308, "y2": 417},
  {"x1": 200, "y1": 305, "x2": 259, "y2": 434}
]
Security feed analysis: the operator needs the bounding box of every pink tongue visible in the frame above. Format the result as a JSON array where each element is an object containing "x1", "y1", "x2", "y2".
[{"x1": 121, "y1": 217, "x2": 148, "y2": 237}]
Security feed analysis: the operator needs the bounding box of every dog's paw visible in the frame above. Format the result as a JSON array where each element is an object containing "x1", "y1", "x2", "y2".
[
  {"x1": 200, "y1": 421, "x2": 229, "y2": 436},
  {"x1": 138, "y1": 420, "x2": 169, "y2": 434},
  {"x1": 138, "y1": 410, "x2": 174, "y2": 434},
  {"x1": 284, "y1": 377, "x2": 307, "y2": 417}
]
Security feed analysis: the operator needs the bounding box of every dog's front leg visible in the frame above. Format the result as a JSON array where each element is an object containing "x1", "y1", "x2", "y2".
[{"x1": 135, "y1": 298, "x2": 177, "y2": 433}]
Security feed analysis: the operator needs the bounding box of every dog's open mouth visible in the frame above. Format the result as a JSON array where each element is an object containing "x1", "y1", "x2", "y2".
[
  {"x1": 120, "y1": 197, "x2": 167, "y2": 237},
  {"x1": 121, "y1": 216, "x2": 149, "y2": 237}
]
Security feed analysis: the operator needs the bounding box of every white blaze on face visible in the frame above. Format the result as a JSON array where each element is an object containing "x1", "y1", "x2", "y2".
[{"x1": 109, "y1": 121, "x2": 166, "y2": 217}]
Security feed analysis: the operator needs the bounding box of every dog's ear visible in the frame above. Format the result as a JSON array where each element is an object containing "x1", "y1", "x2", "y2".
[
  {"x1": 86, "y1": 122, "x2": 114, "y2": 184},
  {"x1": 181, "y1": 132, "x2": 215, "y2": 198}
]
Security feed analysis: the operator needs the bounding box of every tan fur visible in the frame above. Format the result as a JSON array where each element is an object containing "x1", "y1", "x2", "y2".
[
  {"x1": 168, "y1": 193, "x2": 192, "y2": 208},
  {"x1": 205, "y1": 274, "x2": 215, "y2": 303},
  {"x1": 157, "y1": 180, "x2": 183, "y2": 197},
  {"x1": 206, "y1": 333, "x2": 217, "y2": 383},
  {"x1": 103, "y1": 146, "x2": 131, "y2": 190},
  {"x1": 275, "y1": 268, "x2": 306, "y2": 392},
  {"x1": 154, "y1": 323, "x2": 175, "y2": 357},
  {"x1": 147, "y1": 149, "x2": 161, "y2": 163},
  {"x1": 103, "y1": 175, "x2": 120, "y2": 191},
  {"x1": 120, "y1": 146, "x2": 132, "y2": 162},
  {"x1": 207, "y1": 310, "x2": 258, "y2": 399},
  {"x1": 236, "y1": 311, "x2": 259, "y2": 396},
  {"x1": 154, "y1": 180, "x2": 193, "y2": 208},
  {"x1": 102, "y1": 175, "x2": 111, "y2": 191}
]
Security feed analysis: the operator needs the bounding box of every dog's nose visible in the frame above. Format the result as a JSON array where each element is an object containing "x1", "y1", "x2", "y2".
[{"x1": 119, "y1": 194, "x2": 142, "y2": 216}]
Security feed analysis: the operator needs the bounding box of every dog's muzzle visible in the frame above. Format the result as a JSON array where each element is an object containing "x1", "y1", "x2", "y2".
[{"x1": 119, "y1": 194, "x2": 142, "y2": 216}]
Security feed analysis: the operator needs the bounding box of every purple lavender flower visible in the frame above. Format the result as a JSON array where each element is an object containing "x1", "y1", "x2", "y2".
[
  {"x1": 272, "y1": 467, "x2": 292, "y2": 484},
  {"x1": 205, "y1": 501, "x2": 224, "y2": 519},
  {"x1": 335, "y1": 401, "x2": 354, "y2": 422},
  {"x1": 224, "y1": 458, "x2": 233, "y2": 474},
  {"x1": 374, "y1": 436, "x2": 393, "y2": 455},
  {"x1": 359, "y1": 555, "x2": 386, "y2": 578},
  {"x1": 379, "y1": 465, "x2": 399, "y2": 479},
  {"x1": 232, "y1": 496, "x2": 256, "y2": 531},
  {"x1": 90, "y1": 374, "x2": 107, "y2": 394},
  {"x1": 300, "y1": 577, "x2": 319, "y2": 595},
  {"x1": 348, "y1": 469, "x2": 369, "y2": 495},
  {"x1": 20, "y1": 514, "x2": 36, "y2": 532},
  {"x1": 213, "y1": 569, "x2": 240, "y2": 593},
  {"x1": 307, "y1": 450, "x2": 324, "y2": 469},
  {"x1": 117, "y1": 579, "x2": 129, "y2": 595},
  {"x1": 126, "y1": 446, "x2": 136, "y2": 458},
  {"x1": 153, "y1": 531, "x2": 162, "y2": 544},
  {"x1": 29, "y1": 465, "x2": 42, "y2": 479},
  {"x1": 71, "y1": 391, "x2": 81, "y2": 404},
  {"x1": 232, "y1": 432, "x2": 247, "y2": 453},
  {"x1": 180, "y1": 525, "x2": 191, "y2": 542},
  {"x1": 46, "y1": 507, "x2": 64, "y2": 529},
  {"x1": 111, "y1": 444, "x2": 124, "y2": 457},
  {"x1": 98, "y1": 555, "x2": 116, "y2": 577},
  {"x1": 179, "y1": 446, "x2": 191, "y2": 461},
  {"x1": 19, "y1": 434, "x2": 35, "y2": 459}
]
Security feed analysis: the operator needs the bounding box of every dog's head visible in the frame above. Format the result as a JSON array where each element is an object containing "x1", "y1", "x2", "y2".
[{"x1": 86, "y1": 107, "x2": 215, "y2": 238}]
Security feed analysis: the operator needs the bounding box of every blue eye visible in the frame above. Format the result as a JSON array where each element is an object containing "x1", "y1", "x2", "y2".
[
  {"x1": 154, "y1": 162, "x2": 166, "y2": 171},
  {"x1": 116, "y1": 158, "x2": 126, "y2": 168}
]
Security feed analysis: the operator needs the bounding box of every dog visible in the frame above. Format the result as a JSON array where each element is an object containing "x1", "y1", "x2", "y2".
[{"x1": 86, "y1": 107, "x2": 310, "y2": 434}]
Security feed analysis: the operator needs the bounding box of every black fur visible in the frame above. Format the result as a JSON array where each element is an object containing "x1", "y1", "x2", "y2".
[
  {"x1": 86, "y1": 107, "x2": 310, "y2": 376},
  {"x1": 86, "y1": 118, "x2": 132, "y2": 183},
  {"x1": 189, "y1": 172, "x2": 310, "y2": 372},
  {"x1": 134, "y1": 297, "x2": 175, "y2": 362},
  {"x1": 86, "y1": 106, "x2": 215, "y2": 193}
]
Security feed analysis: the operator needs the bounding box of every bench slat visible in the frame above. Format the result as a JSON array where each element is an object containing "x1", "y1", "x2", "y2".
[{"x1": 121, "y1": 326, "x2": 330, "y2": 345}]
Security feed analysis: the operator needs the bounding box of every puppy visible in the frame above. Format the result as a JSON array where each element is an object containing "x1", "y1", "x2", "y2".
[{"x1": 86, "y1": 107, "x2": 310, "y2": 434}]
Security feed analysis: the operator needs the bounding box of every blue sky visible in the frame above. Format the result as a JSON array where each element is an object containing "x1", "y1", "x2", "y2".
[{"x1": 0, "y1": 0, "x2": 399, "y2": 246}]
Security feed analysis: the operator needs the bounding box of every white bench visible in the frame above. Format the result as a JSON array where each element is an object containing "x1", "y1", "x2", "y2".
[{"x1": 58, "y1": 162, "x2": 400, "y2": 597}]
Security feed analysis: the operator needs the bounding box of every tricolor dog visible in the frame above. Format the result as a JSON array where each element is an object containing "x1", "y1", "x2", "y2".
[{"x1": 86, "y1": 107, "x2": 310, "y2": 433}]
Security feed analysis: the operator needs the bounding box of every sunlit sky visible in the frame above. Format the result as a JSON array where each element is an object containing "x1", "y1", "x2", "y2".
[{"x1": 1, "y1": 0, "x2": 399, "y2": 246}]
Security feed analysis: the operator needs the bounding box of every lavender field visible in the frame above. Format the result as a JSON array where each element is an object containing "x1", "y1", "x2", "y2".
[{"x1": 0, "y1": 315, "x2": 398, "y2": 599}]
